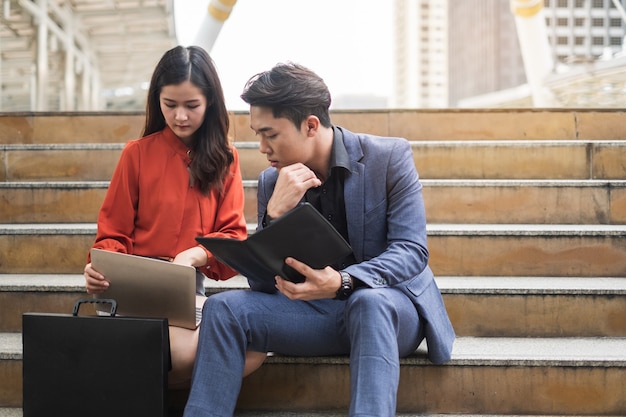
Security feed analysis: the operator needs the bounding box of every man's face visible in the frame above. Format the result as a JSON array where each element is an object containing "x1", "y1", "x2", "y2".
[{"x1": 249, "y1": 106, "x2": 311, "y2": 170}]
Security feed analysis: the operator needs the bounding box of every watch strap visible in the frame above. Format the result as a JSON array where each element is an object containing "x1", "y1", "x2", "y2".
[{"x1": 335, "y1": 271, "x2": 353, "y2": 300}]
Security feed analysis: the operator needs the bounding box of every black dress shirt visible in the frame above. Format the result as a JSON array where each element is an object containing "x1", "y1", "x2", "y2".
[{"x1": 304, "y1": 126, "x2": 357, "y2": 270}]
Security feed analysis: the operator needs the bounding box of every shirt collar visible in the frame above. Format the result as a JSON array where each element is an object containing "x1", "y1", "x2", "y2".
[
  {"x1": 330, "y1": 126, "x2": 350, "y2": 171},
  {"x1": 162, "y1": 125, "x2": 188, "y2": 150}
]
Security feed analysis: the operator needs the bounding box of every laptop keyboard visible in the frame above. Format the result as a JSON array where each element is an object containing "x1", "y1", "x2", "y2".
[{"x1": 195, "y1": 307, "x2": 202, "y2": 323}]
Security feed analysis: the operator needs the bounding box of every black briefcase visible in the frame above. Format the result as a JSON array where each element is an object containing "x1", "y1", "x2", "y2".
[{"x1": 22, "y1": 299, "x2": 170, "y2": 417}]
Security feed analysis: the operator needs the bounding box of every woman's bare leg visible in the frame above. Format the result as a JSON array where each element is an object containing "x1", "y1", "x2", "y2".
[
  {"x1": 168, "y1": 325, "x2": 198, "y2": 389},
  {"x1": 243, "y1": 350, "x2": 267, "y2": 377},
  {"x1": 168, "y1": 325, "x2": 267, "y2": 388}
]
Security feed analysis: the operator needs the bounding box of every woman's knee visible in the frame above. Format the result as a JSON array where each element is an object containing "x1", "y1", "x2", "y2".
[
  {"x1": 168, "y1": 325, "x2": 199, "y2": 387},
  {"x1": 169, "y1": 326, "x2": 198, "y2": 363}
]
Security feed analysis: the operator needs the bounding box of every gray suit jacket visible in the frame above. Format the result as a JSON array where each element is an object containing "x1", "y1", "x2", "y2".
[{"x1": 256, "y1": 127, "x2": 455, "y2": 364}]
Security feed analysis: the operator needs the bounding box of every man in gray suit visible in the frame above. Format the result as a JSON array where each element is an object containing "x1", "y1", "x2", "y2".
[{"x1": 184, "y1": 63, "x2": 455, "y2": 417}]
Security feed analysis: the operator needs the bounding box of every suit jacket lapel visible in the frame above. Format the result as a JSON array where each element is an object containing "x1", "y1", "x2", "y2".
[{"x1": 342, "y1": 130, "x2": 366, "y2": 261}]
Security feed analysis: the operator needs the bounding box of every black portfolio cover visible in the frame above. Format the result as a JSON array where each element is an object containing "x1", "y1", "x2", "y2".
[{"x1": 196, "y1": 203, "x2": 353, "y2": 289}]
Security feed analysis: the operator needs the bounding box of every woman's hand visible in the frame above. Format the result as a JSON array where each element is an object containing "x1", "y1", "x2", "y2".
[
  {"x1": 172, "y1": 246, "x2": 208, "y2": 268},
  {"x1": 84, "y1": 262, "x2": 109, "y2": 294}
]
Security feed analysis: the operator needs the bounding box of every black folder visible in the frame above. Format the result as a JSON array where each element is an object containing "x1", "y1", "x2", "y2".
[{"x1": 196, "y1": 203, "x2": 353, "y2": 291}]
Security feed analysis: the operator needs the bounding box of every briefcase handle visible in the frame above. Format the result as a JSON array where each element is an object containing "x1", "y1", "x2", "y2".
[{"x1": 73, "y1": 298, "x2": 118, "y2": 317}]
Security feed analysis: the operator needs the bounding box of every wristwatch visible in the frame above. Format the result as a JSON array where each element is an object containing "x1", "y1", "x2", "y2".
[
  {"x1": 261, "y1": 211, "x2": 274, "y2": 228},
  {"x1": 335, "y1": 271, "x2": 354, "y2": 300}
]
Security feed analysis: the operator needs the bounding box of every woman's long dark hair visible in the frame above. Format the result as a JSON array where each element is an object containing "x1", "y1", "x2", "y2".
[{"x1": 143, "y1": 45, "x2": 233, "y2": 195}]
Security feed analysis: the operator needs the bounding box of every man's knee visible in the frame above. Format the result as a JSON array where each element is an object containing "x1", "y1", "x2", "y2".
[
  {"x1": 345, "y1": 289, "x2": 422, "y2": 356},
  {"x1": 346, "y1": 289, "x2": 398, "y2": 320},
  {"x1": 202, "y1": 290, "x2": 247, "y2": 319}
]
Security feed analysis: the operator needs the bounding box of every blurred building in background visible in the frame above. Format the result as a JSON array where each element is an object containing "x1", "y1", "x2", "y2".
[
  {"x1": 546, "y1": 0, "x2": 625, "y2": 62},
  {"x1": 1, "y1": 0, "x2": 625, "y2": 111},
  {"x1": 392, "y1": 0, "x2": 527, "y2": 108},
  {"x1": 393, "y1": 0, "x2": 626, "y2": 108}
]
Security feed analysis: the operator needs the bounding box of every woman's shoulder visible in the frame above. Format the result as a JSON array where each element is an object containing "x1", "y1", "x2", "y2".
[
  {"x1": 132, "y1": 130, "x2": 163, "y2": 145},
  {"x1": 122, "y1": 130, "x2": 164, "y2": 152}
]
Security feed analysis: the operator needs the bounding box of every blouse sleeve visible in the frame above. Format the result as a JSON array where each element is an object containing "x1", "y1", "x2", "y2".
[{"x1": 88, "y1": 141, "x2": 140, "y2": 260}]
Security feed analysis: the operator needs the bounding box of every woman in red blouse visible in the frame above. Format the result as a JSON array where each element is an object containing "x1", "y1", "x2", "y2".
[{"x1": 83, "y1": 45, "x2": 266, "y2": 387}]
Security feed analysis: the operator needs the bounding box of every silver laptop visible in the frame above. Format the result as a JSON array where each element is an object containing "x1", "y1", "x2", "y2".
[{"x1": 90, "y1": 248, "x2": 203, "y2": 329}]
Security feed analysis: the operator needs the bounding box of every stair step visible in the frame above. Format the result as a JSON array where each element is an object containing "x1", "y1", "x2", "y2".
[
  {"x1": 2, "y1": 179, "x2": 625, "y2": 225},
  {"x1": 2, "y1": 275, "x2": 624, "y2": 337},
  {"x1": 0, "y1": 410, "x2": 608, "y2": 417},
  {"x1": 411, "y1": 140, "x2": 626, "y2": 180},
  {"x1": 2, "y1": 110, "x2": 624, "y2": 145},
  {"x1": 0, "y1": 224, "x2": 95, "y2": 274},
  {"x1": 2, "y1": 223, "x2": 625, "y2": 276},
  {"x1": 0, "y1": 274, "x2": 87, "y2": 332},
  {"x1": 232, "y1": 415, "x2": 602, "y2": 417},
  {"x1": 427, "y1": 223, "x2": 626, "y2": 277},
  {"x1": 0, "y1": 181, "x2": 109, "y2": 223},
  {"x1": 153, "y1": 108, "x2": 626, "y2": 142},
  {"x1": 3, "y1": 140, "x2": 626, "y2": 182},
  {"x1": 0, "y1": 113, "x2": 144, "y2": 145},
  {"x1": 422, "y1": 179, "x2": 626, "y2": 224},
  {"x1": 0, "y1": 144, "x2": 122, "y2": 182},
  {"x1": 0, "y1": 274, "x2": 249, "y2": 332},
  {"x1": 2, "y1": 334, "x2": 624, "y2": 414},
  {"x1": 0, "y1": 180, "x2": 257, "y2": 224},
  {"x1": 238, "y1": 337, "x2": 626, "y2": 415},
  {"x1": 440, "y1": 276, "x2": 626, "y2": 337}
]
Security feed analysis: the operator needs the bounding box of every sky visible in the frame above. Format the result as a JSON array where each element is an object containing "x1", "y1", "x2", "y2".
[{"x1": 174, "y1": 0, "x2": 393, "y2": 110}]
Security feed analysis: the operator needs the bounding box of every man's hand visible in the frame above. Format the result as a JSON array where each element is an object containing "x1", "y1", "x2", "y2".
[
  {"x1": 275, "y1": 257, "x2": 341, "y2": 301},
  {"x1": 266, "y1": 163, "x2": 321, "y2": 219}
]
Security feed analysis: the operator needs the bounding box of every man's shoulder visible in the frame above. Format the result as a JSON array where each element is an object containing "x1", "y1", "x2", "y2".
[
  {"x1": 340, "y1": 127, "x2": 410, "y2": 155},
  {"x1": 341, "y1": 126, "x2": 407, "y2": 144}
]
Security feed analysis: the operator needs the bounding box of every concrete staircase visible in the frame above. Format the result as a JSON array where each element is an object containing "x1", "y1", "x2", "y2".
[{"x1": 1, "y1": 109, "x2": 625, "y2": 416}]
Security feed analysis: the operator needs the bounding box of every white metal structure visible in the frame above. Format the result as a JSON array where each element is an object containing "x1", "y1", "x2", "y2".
[
  {"x1": 193, "y1": 0, "x2": 237, "y2": 54},
  {"x1": 458, "y1": 0, "x2": 626, "y2": 108},
  {"x1": 510, "y1": 0, "x2": 626, "y2": 107},
  {"x1": 0, "y1": 0, "x2": 176, "y2": 111},
  {"x1": 510, "y1": 0, "x2": 559, "y2": 106}
]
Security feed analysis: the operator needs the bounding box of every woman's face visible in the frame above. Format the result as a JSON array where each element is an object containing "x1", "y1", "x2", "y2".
[{"x1": 159, "y1": 80, "x2": 207, "y2": 145}]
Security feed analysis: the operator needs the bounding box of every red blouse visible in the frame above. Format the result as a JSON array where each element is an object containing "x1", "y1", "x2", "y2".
[{"x1": 90, "y1": 126, "x2": 247, "y2": 281}]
